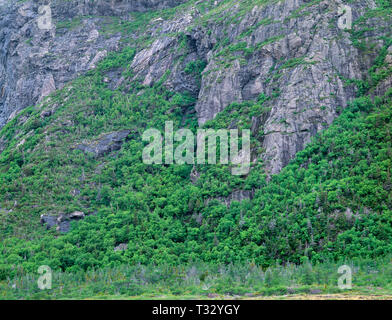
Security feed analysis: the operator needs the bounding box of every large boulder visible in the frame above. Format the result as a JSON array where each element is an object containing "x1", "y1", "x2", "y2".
[
  {"x1": 40, "y1": 215, "x2": 58, "y2": 230},
  {"x1": 205, "y1": 189, "x2": 255, "y2": 207},
  {"x1": 75, "y1": 129, "x2": 132, "y2": 157},
  {"x1": 114, "y1": 243, "x2": 128, "y2": 252},
  {"x1": 40, "y1": 211, "x2": 86, "y2": 233}
]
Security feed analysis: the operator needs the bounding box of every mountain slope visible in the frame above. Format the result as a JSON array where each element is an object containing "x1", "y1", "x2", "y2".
[{"x1": 0, "y1": 0, "x2": 391, "y2": 289}]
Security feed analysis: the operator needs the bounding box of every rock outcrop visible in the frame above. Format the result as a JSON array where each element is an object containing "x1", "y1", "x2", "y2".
[
  {"x1": 125, "y1": 0, "x2": 389, "y2": 174},
  {"x1": 190, "y1": 0, "x2": 384, "y2": 174},
  {"x1": 75, "y1": 129, "x2": 132, "y2": 157},
  {"x1": 0, "y1": 0, "x2": 187, "y2": 127},
  {"x1": 1, "y1": 0, "x2": 390, "y2": 176},
  {"x1": 114, "y1": 243, "x2": 128, "y2": 252},
  {"x1": 40, "y1": 211, "x2": 85, "y2": 233},
  {"x1": 205, "y1": 190, "x2": 255, "y2": 207}
]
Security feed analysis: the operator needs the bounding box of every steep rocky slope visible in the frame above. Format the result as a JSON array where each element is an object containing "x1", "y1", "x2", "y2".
[
  {"x1": 0, "y1": 0, "x2": 187, "y2": 128},
  {"x1": 1, "y1": 0, "x2": 391, "y2": 175}
]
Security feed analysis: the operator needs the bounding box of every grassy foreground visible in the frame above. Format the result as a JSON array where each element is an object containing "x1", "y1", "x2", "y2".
[
  {"x1": 85, "y1": 292, "x2": 392, "y2": 300},
  {"x1": 1, "y1": 257, "x2": 392, "y2": 300}
]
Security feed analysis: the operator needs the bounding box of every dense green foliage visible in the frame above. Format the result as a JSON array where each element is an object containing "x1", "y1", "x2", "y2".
[{"x1": 1, "y1": 48, "x2": 391, "y2": 275}]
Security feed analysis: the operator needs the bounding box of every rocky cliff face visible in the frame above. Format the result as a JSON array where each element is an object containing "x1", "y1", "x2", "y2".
[
  {"x1": 0, "y1": 0, "x2": 187, "y2": 127},
  {"x1": 0, "y1": 0, "x2": 390, "y2": 175},
  {"x1": 128, "y1": 0, "x2": 389, "y2": 174}
]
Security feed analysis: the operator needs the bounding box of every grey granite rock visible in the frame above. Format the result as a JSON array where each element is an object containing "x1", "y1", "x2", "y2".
[
  {"x1": 0, "y1": 0, "x2": 187, "y2": 128},
  {"x1": 1, "y1": 0, "x2": 390, "y2": 177},
  {"x1": 75, "y1": 129, "x2": 132, "y2": 157},
  {"x1": 40, "y1": 211, "x2": 85, "y2": 233},
  {"x1": 205, "y1": 189, "x2": 255, "y2": 207}
]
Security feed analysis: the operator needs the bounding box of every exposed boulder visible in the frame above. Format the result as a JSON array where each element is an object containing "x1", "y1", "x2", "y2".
[
  {"x1": 40, "y1": 211, "x2": 86, "y2": 233},
  {"x1": 114, "y1": 243, "x2": 128, "y2": 252},
  {"x1": 75, "y1": 129, "x2": 132, "y2": 158},
  {"x1": 68, "y1": 211, "x2": 85, "y2": 219},
  {"x1": 40, "y1": 214, "x2": 58, "y2": 230},
  {"x1": 205, "y1": 190, "x2": 255, "y2": 207}
]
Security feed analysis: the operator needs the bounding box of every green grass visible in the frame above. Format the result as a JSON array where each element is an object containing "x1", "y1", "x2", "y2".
[{"x1": 2, "y1": 256, "x2": 392, "y2": 299}]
